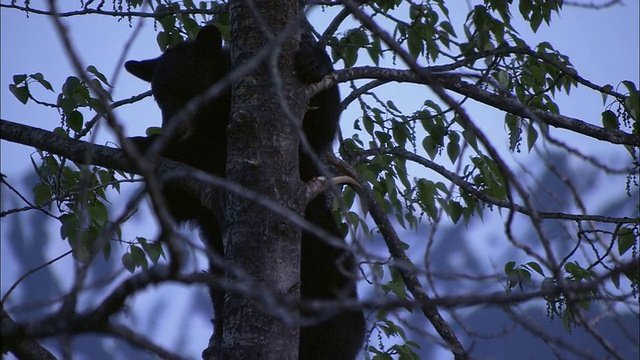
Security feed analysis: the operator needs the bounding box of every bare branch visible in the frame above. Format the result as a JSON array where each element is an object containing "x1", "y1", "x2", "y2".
[
  {"x1": 0, "y1": 2, "x2": 221, "y2": 19},
  {"x1": 564, "y1": 0, "x2": 623, "y2": 9}
]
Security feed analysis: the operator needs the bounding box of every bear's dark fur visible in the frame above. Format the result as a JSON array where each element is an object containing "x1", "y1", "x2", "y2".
[{"x1": 125, "y1": 25, "x2": 364, "y2": 359}]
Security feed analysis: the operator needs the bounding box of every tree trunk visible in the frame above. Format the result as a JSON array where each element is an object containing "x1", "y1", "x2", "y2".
[{"x1": 223, "y1": 1, "x2": 304, "y2": 358}]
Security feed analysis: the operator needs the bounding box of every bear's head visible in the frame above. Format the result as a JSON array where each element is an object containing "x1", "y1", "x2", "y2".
[{"x1": 125, "y1": 25, "x2": 231, "y2": 141}]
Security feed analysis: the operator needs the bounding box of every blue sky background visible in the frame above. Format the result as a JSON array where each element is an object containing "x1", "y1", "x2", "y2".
[{"x1": 1, "y1": 1, "x2": 639, "y2": 359}]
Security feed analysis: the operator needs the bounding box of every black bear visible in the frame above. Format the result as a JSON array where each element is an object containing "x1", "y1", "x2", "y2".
[{"x1": 125, "y1": 25, "x2": 364, "y2": 359}]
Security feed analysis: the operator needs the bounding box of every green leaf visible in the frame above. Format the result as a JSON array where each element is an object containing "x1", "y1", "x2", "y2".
[
  {"x1": 349, "y1": 29, "x2": 369, "y2": 47},
  {"x1": 601, "y1": 110, "x2": 619, "y2": 129},
  {"x1": 60, "y1": 213, "x2": 79, "y2": 240},
  {"x1": 30, "y1": 73, "x2": 54, "y2": 91},
  {"x1": 391, "y1": 121, "x2": 408, "y2": 147},
  {"x1": 430, "y1": 122, "x2": 446, "y2": 146},
  {"x1": 526, "y1": 122, "x2": 538, "y2": 151},
  {"x1": 505, "y1": 113, "x2": 521, "y2": 151},
  {"x1": 57, "y1": 94, "x2": 77, "y2": 114},
  {"x1": 366, "y1": 40, "x2": 381, "y2": 66},
  {"x1": 67, "y1": 110, "x2": 84, "y2": 133},
  {"x1": 97, "y1": 169, "x2": 114, "y2": 186},
  {"x1": 181, "y1": 17, "x2": 200, "y2": 37},
  {"x1": 417, "y1": 179, "x2": 437, "y2": 219},
  {"x1": 9, "y1": 84, "x2": 29, "y2": 104},
  {"x1": 13, "y1": 74, "x2": 27, "y2": 85},
  {"x1": 90, "y1": 79, "x2": 113, "y2": 103},
  {"x1": 33, "y1": 183, "x2": 51, "y2": 206},
  {"x1": 131, "y1": 245, "x2": 148, "y2": 271},
  {"x1": 407, "y1": 28, "x2": 424, "y2": 59},
  {"x1": 475, "y1": 156, "x2": 506, "y2": 199},
  {"x1": 448, "y1": 201, "x2": 463, "y2": 223},
  {"x1": 102, "y1": 241, "x2": 112, "y2": 260},
  {"x1": 409, "y1": 4, "x2": 421, "y2": 20},
  {"x1": 601, "y1": 84, "x2": 613, "y2": 105},
  {"x1": 617, "y1": 227, "x2": 635, "y2": 256},
  {"x1": 141, "y1": 239, "x2": 165, "y2": 263},
  {"x1": 622, "y1": 80, "x2": 638, "y2": 94},
  {"x1": 440, "y1": 20, "x2": 456, "y2": 36},
  {"x1": 447, "y1": 138, "x2": 460, "y2": 164},
  {"x1": 611, "y1": 271, "x2": 620, "y2": 289},
  {"x1": 145, "y1": 126, "x2": 162, "y2": 136},
  {"x1": 622, "y1": 82, "x2": 639, "y2": 120},
  {"x1": 387, "y1": 267, "x2": 409, "y2": 299},
  {"x1": 623, "y1": 262, "x2": 639, "y2": 283},
  {"x1": 157, "y1": 31, "x2": 171, "y2": 50},
  {"x1": 386, "y1": 100, "x2": 400, "y2": 112},
  {"x1": 527, "y1": 261, "x2": 545, "y2": 276},
  {"x1": 422, "y1": 136, "x2": 438, "y2": 159},
  {"x1": 462, "y1": 129, "x2": 479, "y2": 151},
  {"x1": 53, "y1": 127, "x2": 68, "y2": 137},
  {"x1": 505, "y1": 261, "x2": 516, "y2": 273},
  {"x1": 518, "y1": 268, "x2": 531, "y2": 281},
  {"x1": 564, "y1": 261, "x2": 579, "y2": 274},
  {"x1": 122, "y1": 252, "x2": 136, "y2": 273},
  {"x1": 530, "y1": 10, "x2": 543, "y2": 32},
  {"x1": 374, "y1": 131, "x2": 391, "y2": 144},
  {"x1": 86, "y1": 65, "x2": 112, "y2": 87},
  {"x1": 88, "y1": 202, "x2": 108, "y2": 227},
  {"x1": 62, "y1": 76, "x2": 82, "y2": 98},
  {"x1": 363, "y1": 115, "x2": 374, "y2": 134},
  {"x1": 362, "y1": 170, "x2": 377, "y2": 185},
  {"x1": 496, "y1": 70, "x2": 510, "y2": 89},
  {"x1": 345, "y1": 212, "x2": 361, "y2": 233},
  {"x1": 343, "y1": 46, "x2": 358, "y2": 68},
  {"x1": 564, "y1": 261, "x2": 593, "y2": 280}
]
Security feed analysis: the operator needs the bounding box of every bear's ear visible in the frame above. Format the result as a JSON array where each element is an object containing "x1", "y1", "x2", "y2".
[
  {"x1": 124, "y1": 59, "x2": 157, "y2": 82},
  {"x1": 194, "y1": 25, "x2": 223, "y2": 55}
]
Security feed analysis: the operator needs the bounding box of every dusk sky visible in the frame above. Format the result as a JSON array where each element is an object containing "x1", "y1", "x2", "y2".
[{"x1": 1, "y1": 2, "x2": 638, "y2": 358}]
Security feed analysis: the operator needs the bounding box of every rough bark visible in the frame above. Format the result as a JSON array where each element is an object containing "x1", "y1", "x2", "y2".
[{"x1": 222, "y1": 1, "x2": 304, "y2": 359}]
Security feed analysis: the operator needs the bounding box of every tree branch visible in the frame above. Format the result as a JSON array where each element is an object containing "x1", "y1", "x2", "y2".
[
  {"x1": 356, "y1": 147, "x2": 639, "y2": 225},
  {"x1": 564, "y1": 0, "x2": 623, "y2": 9},
  {"x1": 1, "y1": 306, "x2": 57, "y2": 360},
  {"x1": 330, "y1": 155, "x2": 469, "y2": 360},
  {"x1": 0, "y1": 119, "x2": 352, "y2": 254},
  {"x1": 335, "y1": 68, "x2": 640, "y2": 147},
  {"x1": 0, "y1": 3, "x2": 221, "y2": 19}
]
